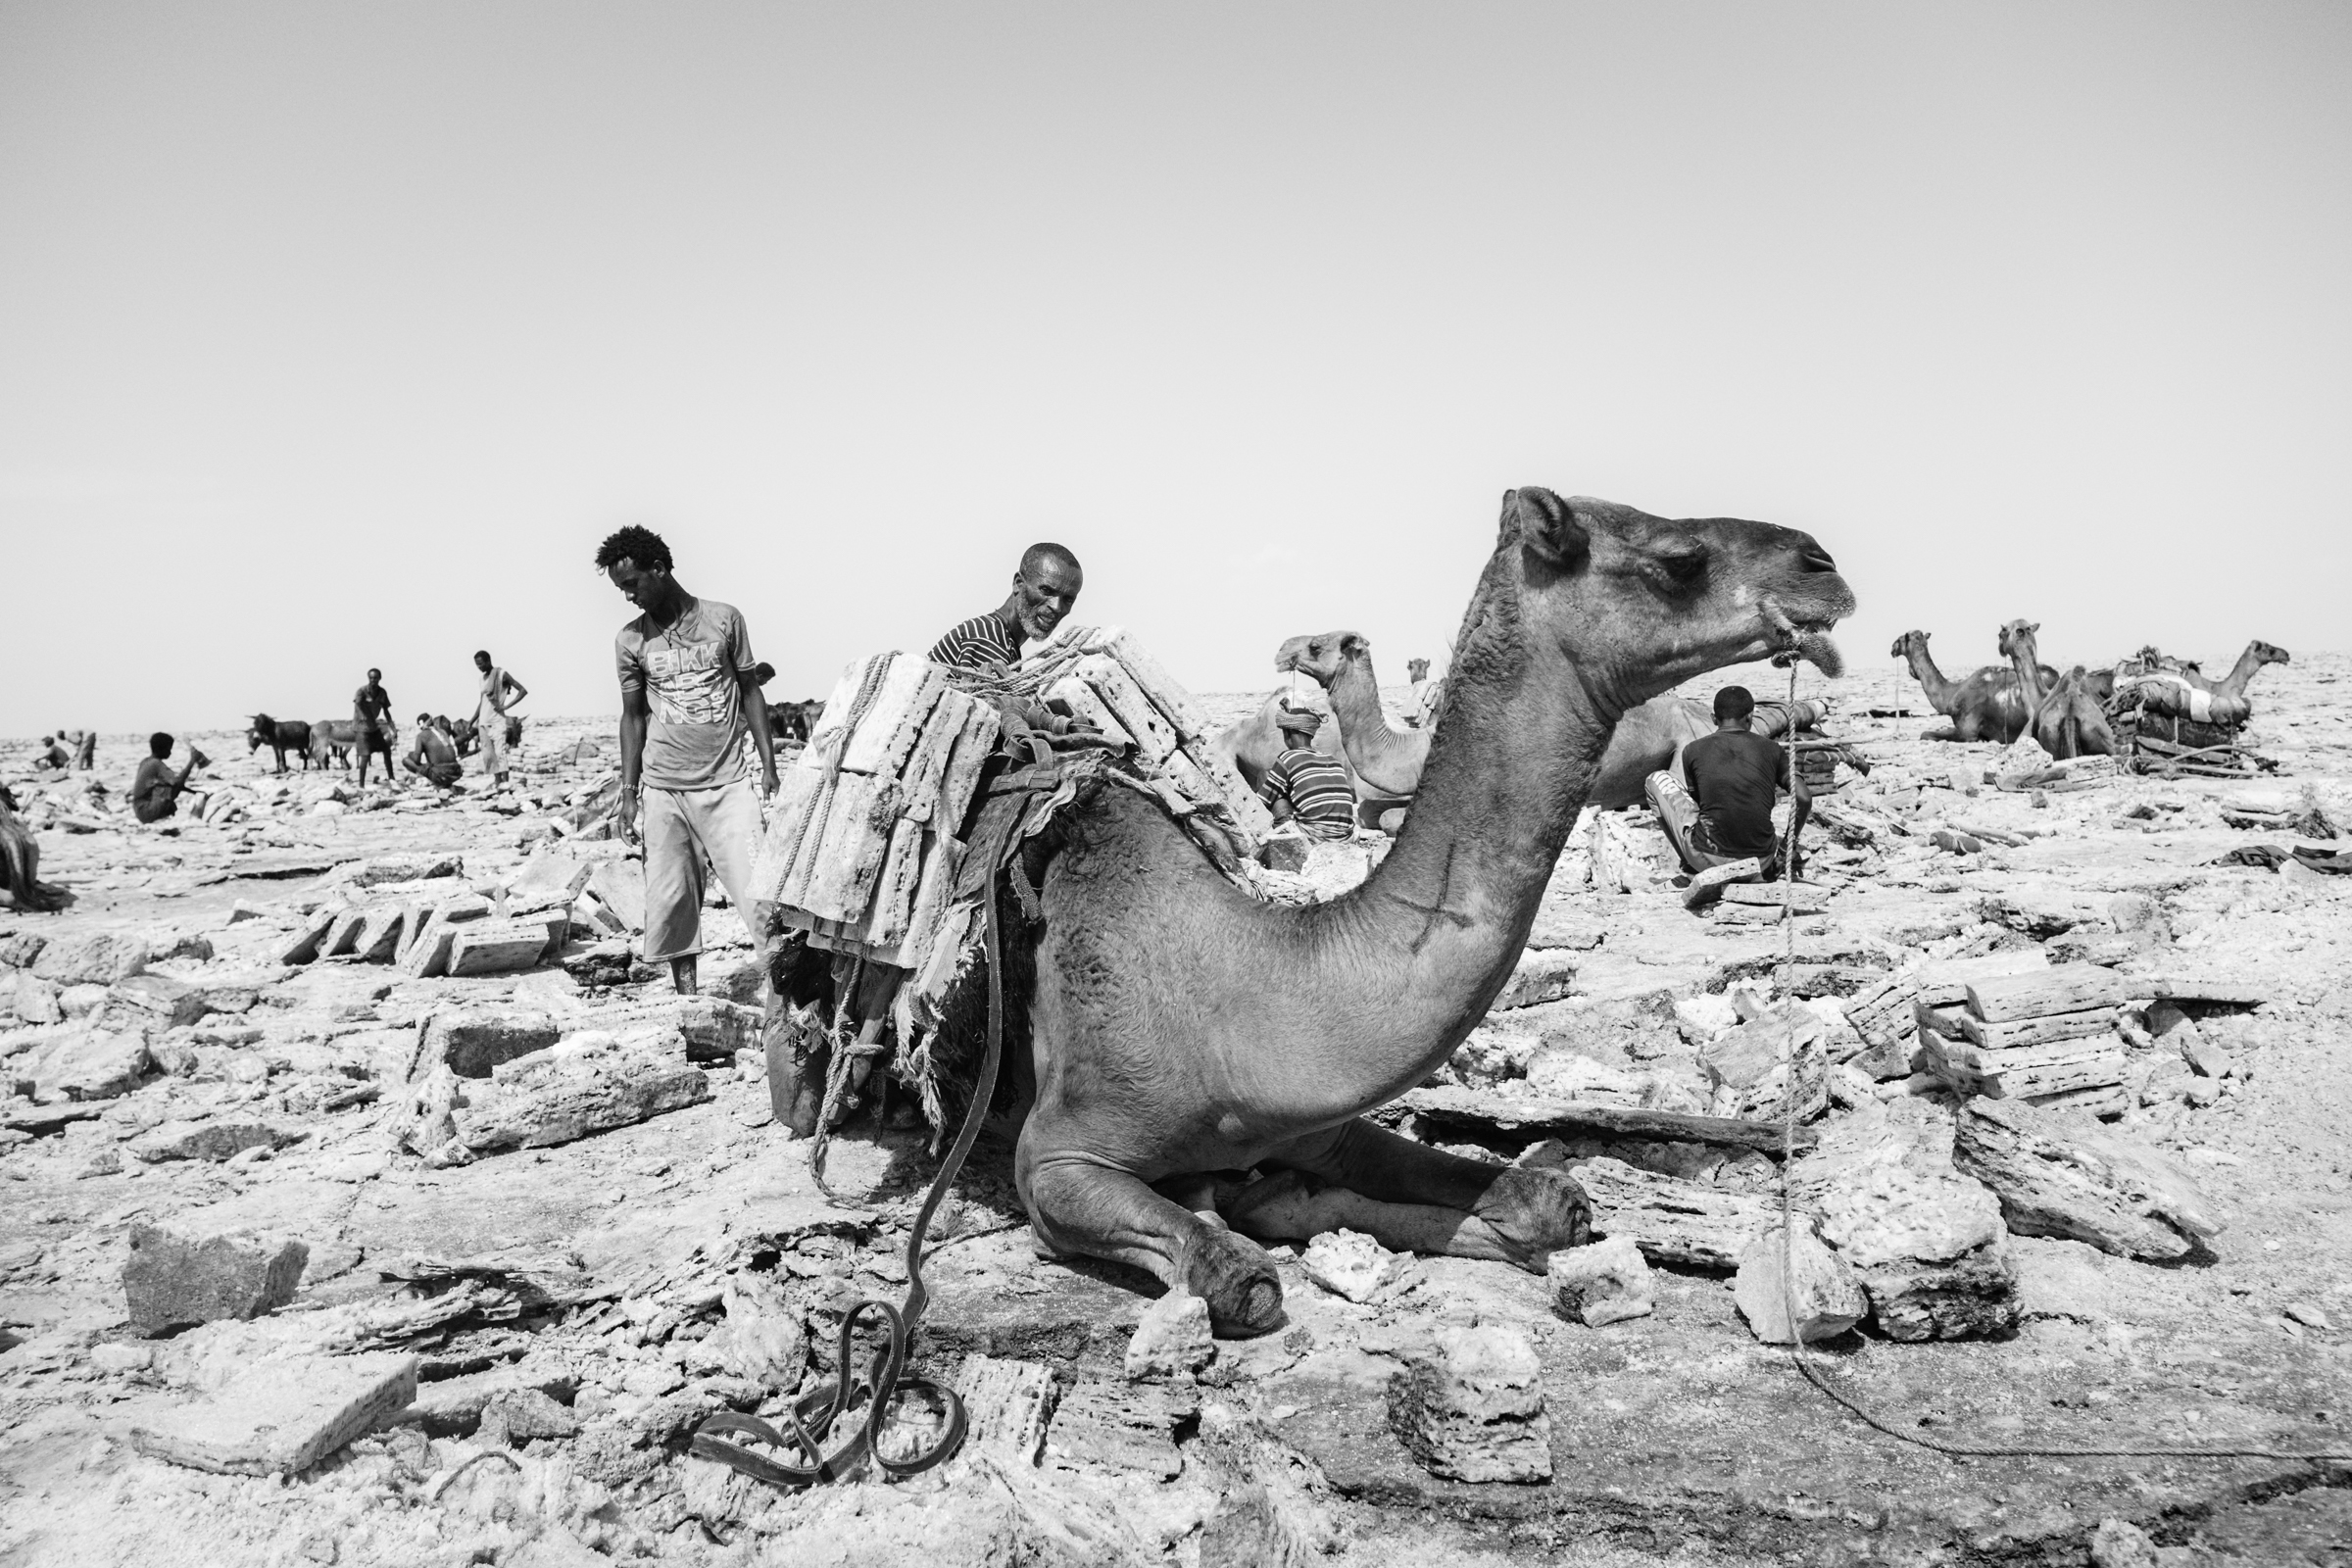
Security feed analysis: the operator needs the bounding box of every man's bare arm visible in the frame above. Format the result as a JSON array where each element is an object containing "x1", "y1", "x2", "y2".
[
  {"x1": 503, "y1": 673, "x2": 528, "y2": 706},
  {"x1": 616, "y1": 687, "x2": 650, "y2": 844},
  {"x1": 739, "y1": 669, "x2": 778, "y2": 793}
]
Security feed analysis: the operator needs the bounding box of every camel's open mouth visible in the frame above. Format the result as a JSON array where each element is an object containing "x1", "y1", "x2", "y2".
[{"x1": 1762, "y1": 601, "x2": 1847, "y2": 678}]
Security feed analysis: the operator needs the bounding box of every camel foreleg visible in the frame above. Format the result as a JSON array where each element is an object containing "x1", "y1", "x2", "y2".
[
  {"x1": 1016, "y1": 1140, "x2": 1284, "y2": 1338},
  {"x1": 1231, "y1": 1118, "x2": 1592, "y2": 1273}
]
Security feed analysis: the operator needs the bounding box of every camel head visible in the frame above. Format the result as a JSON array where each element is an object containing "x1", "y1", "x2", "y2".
[
  {"x1": 1997, "y1": 619, "x2": 2040, "y2": 662},
  {"x1": 1273, "y1": 630, "x2": 1367, "y2": 688},
  {"x1": 1472, "y1": 489, "x2": 1853, "y2": 710},
  {"x1": 2252, "y1": 640, "x2": 2290, "y2": 667},
  {"x1": 1407, "y1": 658, "x2": 1431, "y2": 683},
  {"x1": 1890, "y1": 629, "x2": 1929, "y2": 661},
  {"x1": 246, "y1": 715, "x2": 271, "y2": 752}
]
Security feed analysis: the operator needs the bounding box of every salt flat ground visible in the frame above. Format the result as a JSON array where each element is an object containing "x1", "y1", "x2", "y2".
[{"x1": 1, "y1": 648, "x2": 2348, "y2": 1567}]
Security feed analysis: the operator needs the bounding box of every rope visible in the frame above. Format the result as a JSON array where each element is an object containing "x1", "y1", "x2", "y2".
[
  {"x1": 688, "y1": 878, "x2": 1008, "y2": 1488},
  {"x1": 1765, "y1": 661, "x2": 2352, "y2": 1467}
]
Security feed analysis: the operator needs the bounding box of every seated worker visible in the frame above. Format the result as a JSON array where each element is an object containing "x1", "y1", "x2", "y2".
[
  {"x1": 33, "y1": 736, "x2": 69, "y2": 770},
  {"x1": 131, "y1": 733, "x2": 211, "y2": 825},
  {"x1": 929, "y1": 543, "x2": 1084, "y2": 673},
  {"x1": 1259, "y1": 708, "x2": 1357, "y2": 841},
  {"x1": 1644, "y1": 685, "x2": 1810, "y2": 879},
  {"x1": 403, "y1": 711, "x2": 465, "y2": 787}
]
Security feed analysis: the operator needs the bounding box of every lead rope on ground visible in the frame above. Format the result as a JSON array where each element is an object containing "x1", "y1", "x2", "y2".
[
  {"x1": 1766, "y1": 662, "x2": 2352, "y2": 1466},
  {"x1": 687, "y1": 880, "x2": 1004, "y2": 1487}
]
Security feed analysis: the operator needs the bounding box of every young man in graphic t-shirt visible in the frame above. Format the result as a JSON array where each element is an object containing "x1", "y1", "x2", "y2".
[{"x1": 596, "y1": 524, "x2": 780, "y2": 997}]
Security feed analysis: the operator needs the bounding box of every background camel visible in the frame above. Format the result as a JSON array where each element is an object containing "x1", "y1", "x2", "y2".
[
  {"x1": 1889, "y1": 629, "x2": 2053, "y2": 743},
  {"x1": 1002, "y1": 488, "x2": 1853, "y2": 1335},
  {"x1": 2170, "y1": 639, "x2": 2289, "y2": 704},
  {"x1": 1998, "y1": 619, "x2": 2115, "y2": 759}
]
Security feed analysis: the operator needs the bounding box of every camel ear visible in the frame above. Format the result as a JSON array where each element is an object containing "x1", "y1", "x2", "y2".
[
  {"x1": 1340, "y1": 633, "x2": 1367, "y2": 660},
  {"x1": 1508, "y1": 487, "x2": 1589, "y2": 569}
]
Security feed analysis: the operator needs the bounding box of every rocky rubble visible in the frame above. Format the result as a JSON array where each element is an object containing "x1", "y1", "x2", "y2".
[{"x1": 3, "y1": 663, "x2": 2351, "y2": 1565}]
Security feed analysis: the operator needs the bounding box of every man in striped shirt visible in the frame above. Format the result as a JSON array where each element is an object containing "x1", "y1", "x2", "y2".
[
  {"x1": 928, "y1": 543, "x2": 1085, "y2": 672},
  {"x1": 1259, "y1": 709, "x2": 1357, "y2": 840}
]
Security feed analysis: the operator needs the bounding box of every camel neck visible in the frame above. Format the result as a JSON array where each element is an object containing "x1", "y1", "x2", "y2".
[
  {"x1": 2217, "y1": 644, "x2": 2265, "y2": 698},
  {"x1": 1905, "y1": 642, "x2": 1957, "y2": 710},
  {"x1": 1308, "y1": 558, "x2": 1616, "y2": 1102},
  {"x1": 2005, "y1": 635, "x2": 2047, "y2": 710},
  {"x1": 1329, "y1": 650, "x2": 1389, "y2": 728}
]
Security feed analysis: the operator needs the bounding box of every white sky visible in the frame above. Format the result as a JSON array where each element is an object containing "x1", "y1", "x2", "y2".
[{"x1": 4, "y1": 2, "x2": 2347, "y2": 736}]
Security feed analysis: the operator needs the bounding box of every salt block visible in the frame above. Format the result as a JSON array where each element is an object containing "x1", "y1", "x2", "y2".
[
  {"x1": 345, "y1": 854, "x2": 462, "y2": 889},
  {"x1": 954, "y1": 1354, "x2": 1055, "y2": 1465},
  {"x1": 1386, "y1": 1324, "x2": 1553, "y2": 1484},
  {"x1": 1547, "y1": 1235, "x2": 1655, "y2": 1326},
  {"x1": 446, "y1": 917, "x2": 563, "y2": 977},
  {"x1": 677, "y1": 997, "x2": 761, "y2": 1063},
  {"x1": 1681, "y1": 858, "x2": 1762, "y2": 909},
  {"x1": 24, "y1": 1029, "x2": 151, "y2": 1102},
  {"x1": 128, "y1": 1352, "x2": 416, "y2": 1475},
  {"x1": 1734, "y1": 1222, "x2": 1867, "y2": 1344},
  {"x1": 122, "y1": 1226, "x2": 310, "y2": 1337},
  {"x1": 318, "y1": 907, "x2": 368, "y2": 958},
  {"x1": 277, "y1": 906, "x2": 342, "y2": 966},
  {"x1": 587, "y1": 860, "x2": 646, "y2": 932},
  {"x1": 1124, "y1": 1291, "x2": 1215, "y2": 1381},
  {"x1": 1298, "y1": 1229, "x2": 1399, "y2": 1303},
  {"x1": 129, "y1": 1120, "x2": 297, "y2": 1164},
  {"x1": 1492, "y1": 949, "x2": 1578, "y2": 1010},
  {"x1": 1258, "y1": 834, "x2": 1313, "y2": 874},
  {"x1": 110, "y1": 973, "x2": 206, "y2": 1028},
  {"x1": 418, "y1": 1009, "x2": 562, "y2": 1079},
  {"x1": 30, "y1": 931, "x2": 150, "y2": 986}
]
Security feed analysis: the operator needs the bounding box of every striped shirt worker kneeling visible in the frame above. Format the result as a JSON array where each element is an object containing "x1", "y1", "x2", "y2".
[{"x1": 1259, "y1": 710, "x2": 1356, "y2": 841}]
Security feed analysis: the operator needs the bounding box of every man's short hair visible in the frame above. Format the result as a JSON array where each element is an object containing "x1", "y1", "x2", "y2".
[
  {"x1": 595, "y1": 524, "x2": 673, "y2": 575},
  {"x1": 149, "y1": 732, "x2": 173, "y2": 758},
  {"x1": 1713, "y1": 686, "x2": 1755, "y2": 722},
  {"x1": 1021, "y1": 542, "x2": 1081, "y2": 578},
  {"x1": 368, "y1": 668, "x2": 381, "y2": 680}
]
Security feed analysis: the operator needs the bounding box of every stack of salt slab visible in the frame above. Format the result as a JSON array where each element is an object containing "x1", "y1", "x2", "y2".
[
  {"x1": 751, "y1": 654, "x2": 1003, "y2": 977},
  {"x1": 752, "y1": 627, "x2": 1266, "y2": 989},
  {"x1": 1022, "y1": 625, "x2": 1270, "y2": 841},
  {"x1": 1918, "y1": 961, "x2": 2130, "y2": 1116}
]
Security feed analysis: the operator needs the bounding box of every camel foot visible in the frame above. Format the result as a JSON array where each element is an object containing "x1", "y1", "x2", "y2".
[
  {"x1": 1470, "y1": 1164, "x2": 1594, "y2": 1271},
  {"x1": 1180, "y1": 1225, "x2": 1284, "y2": 1339}
]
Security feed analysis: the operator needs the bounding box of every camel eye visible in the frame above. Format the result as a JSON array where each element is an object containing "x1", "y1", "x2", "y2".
[{"x1": 1656, "y1": 549, "x2": 1707, "y2": 584}]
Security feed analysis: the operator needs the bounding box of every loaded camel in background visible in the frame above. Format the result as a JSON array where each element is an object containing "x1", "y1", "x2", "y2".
[
  {"x1": 1889, "y1": 629, "x2": 2054, "y2": 744},
  {"x1": 245, "y1": 713, "x2": 316, "y2": 773},
  {"x1": 1003, "y1": 487, "x2": 1854, "y2": 1334},
  {"x1": 1998, "y1": 619, "x2": 2115, "y2": 760}
]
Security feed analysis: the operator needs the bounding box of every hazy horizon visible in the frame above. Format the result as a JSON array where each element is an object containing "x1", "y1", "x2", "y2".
[{"x1": 6, "y1": 2, "x2": 2349, "y2": 738}]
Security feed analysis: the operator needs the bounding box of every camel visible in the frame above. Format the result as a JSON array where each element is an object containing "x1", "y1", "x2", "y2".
[
  {"x1": 1888, "y1": 630, "x2": 2055, "y2": 744},
  {"x1": 2170, "y1": 640, "x2": 2289, "y2": 704},
  {"x1": 1004, "y1": 488, "x2": 1852, "y2": 1334},
  {"x1": 1998, "y1": 619, "x2": 2115, "y2": 760},
  {"x1": 1277, "y1": 630, "x2": 1804, "y2": 809}
]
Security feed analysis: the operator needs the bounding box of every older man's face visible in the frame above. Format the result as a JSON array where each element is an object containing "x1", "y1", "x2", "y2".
[{"x1": 1012, "y1": 557, "x2": 1083, "y2": 641}]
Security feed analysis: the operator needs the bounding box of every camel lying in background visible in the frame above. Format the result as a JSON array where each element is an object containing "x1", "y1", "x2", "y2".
[
  {"x1": 1999, "y1": 619, "x2": 2115, "y2": 759},
  {"x1": 1006, "y1": 488, "x2": 1853, "y2": 1333},
  {"x1": 1890, "y1": 629, "x2": 2054, "y2": 744}
]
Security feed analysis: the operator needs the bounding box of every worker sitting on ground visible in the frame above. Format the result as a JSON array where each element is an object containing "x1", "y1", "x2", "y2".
[
  {"x1": 403, "y1": 711, "x2": 465, "y2": 787},
  {"x1": 1259, "y1": 708, "x2": 1357, "y2": 841},
  {"x1": 131, "y1": 733, "x2": 211, "y2": 825},
  {"x1": 1644, "y1": 685, "x2": 1810, "y2": 880},
  {"x1": 33, "y1": 736, "x2": 69, "y2": 770}
]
